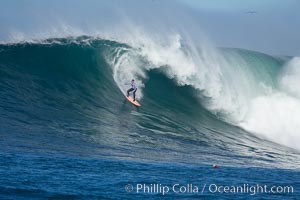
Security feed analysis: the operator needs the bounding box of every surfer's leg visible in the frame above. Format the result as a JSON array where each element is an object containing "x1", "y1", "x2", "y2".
[
  {"x1": 127, "y1": 88, "x2": 134, "y2": 97},
  {"x1": 133, "y1": 89, "x2": 137, "y2": 101}
]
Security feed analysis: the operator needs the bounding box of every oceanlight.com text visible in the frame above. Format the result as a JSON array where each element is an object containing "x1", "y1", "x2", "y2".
[{"x1": 124, "y1": 183, "x2": 294, "y2": 196}]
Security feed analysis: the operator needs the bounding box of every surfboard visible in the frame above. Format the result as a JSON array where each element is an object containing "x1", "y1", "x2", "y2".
[{"x1": 125, "y1": 95, "x2": 141, "y2": 107}]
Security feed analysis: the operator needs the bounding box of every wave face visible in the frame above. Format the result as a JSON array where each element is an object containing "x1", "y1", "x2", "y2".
[{"x1": 0, "y1": 37, "x2": 299, "y2": 168}]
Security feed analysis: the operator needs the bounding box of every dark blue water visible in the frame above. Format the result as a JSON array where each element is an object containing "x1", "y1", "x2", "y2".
[
  {"x1": 0, "y1": 38, "x2": 299, "y2": 199},
  {"x1": 0, "y1": 151, "x2": 299, "y2": 199}
]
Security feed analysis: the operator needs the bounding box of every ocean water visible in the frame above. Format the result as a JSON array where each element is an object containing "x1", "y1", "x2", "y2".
[{"x1": 0, "y1": 37, "x2": 300, "y2": 199}]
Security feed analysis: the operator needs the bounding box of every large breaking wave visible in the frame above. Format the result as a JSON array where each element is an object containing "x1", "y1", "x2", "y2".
[{"x1": 0, "y1": 35, "x2": 299, "y2": 168}]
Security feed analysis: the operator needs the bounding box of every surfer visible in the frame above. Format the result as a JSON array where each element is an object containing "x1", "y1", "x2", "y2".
[{"x1": 127, "y1": 79, "x2": 137, "y2": 101}]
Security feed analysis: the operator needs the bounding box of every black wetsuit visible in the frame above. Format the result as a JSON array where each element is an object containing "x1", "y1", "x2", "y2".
[{"x1": 127, "y1": 82, "x2": 137, "y2": 101}]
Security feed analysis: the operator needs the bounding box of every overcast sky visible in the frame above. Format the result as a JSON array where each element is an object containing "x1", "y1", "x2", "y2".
[
  {"x1": 179, "y1": 0, "x2": 300, "y2": 56},
  {"x1": 0, "y1": 0, "x2": 299, "y2": 56}
]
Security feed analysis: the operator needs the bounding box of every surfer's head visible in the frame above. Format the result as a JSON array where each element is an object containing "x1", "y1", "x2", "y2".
[{"x1": 131, "y1": 79, "x2": 134, "y2": 82}]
